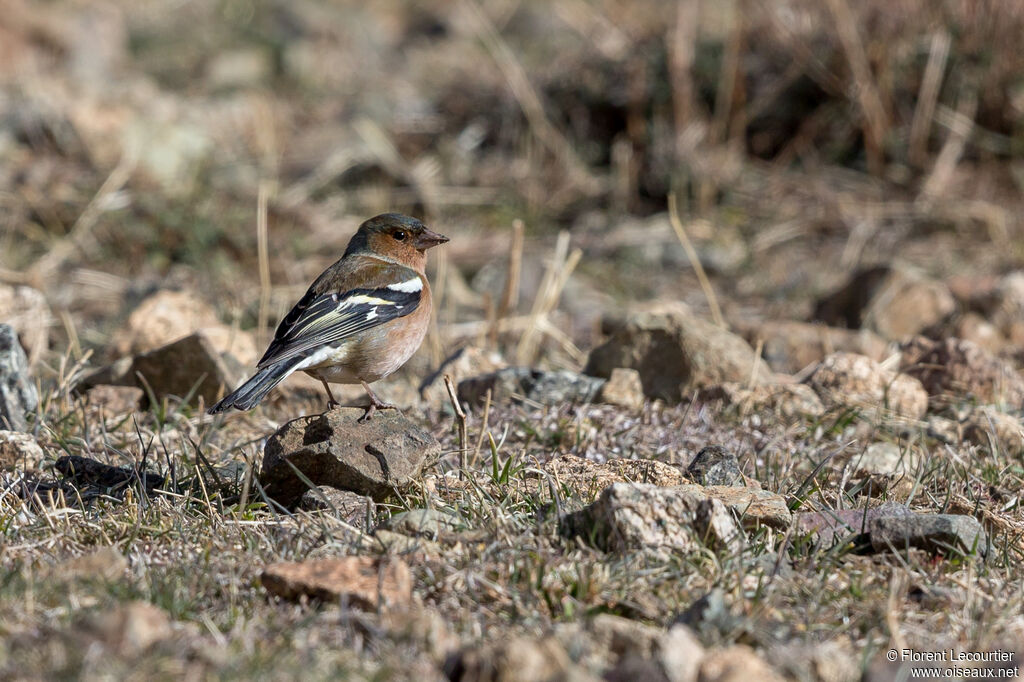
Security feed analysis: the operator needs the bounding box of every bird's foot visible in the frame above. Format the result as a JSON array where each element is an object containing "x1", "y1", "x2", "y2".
[
  {"x1": 358, "y1": 399, "x2": 395, "y2": 422},
  {"x1": 358, "y1": 383, "x2": 395, "y2": 422},
  {"x1": 326, "y1": 399, "x2": 340, "y2": 411}
]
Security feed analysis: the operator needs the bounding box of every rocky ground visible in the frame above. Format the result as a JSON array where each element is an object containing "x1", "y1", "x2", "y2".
[{"x1": 3, "y1": 0, "x2": 1024, "y2": 680}]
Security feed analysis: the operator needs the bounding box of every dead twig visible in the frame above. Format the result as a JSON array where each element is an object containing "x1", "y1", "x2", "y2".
[{"x1": 667, "y1": 191, "x2": 725, "y2": 328}]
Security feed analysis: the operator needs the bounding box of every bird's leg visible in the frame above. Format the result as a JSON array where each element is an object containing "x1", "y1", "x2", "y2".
[
  {"x1": 359, "y1": 381, "x2": 394, "y2": 422},
  {"x1": 319, "y1": 378, "x2": 340, "y2": 410}
]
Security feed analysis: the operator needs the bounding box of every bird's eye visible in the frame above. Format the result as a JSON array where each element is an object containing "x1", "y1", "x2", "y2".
[{"x1": 392, "y1": 230, "x2": 407, "y2": 241}]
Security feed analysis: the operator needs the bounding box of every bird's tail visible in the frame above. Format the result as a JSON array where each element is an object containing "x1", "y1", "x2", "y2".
[{"x1": 207, "y1": 359, "x2": 302, "y2": 414}]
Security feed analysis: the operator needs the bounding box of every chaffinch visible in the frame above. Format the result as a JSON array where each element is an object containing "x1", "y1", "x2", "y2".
[{"x1": 208, "y1": 213, "x2": 448, "y2": 420}]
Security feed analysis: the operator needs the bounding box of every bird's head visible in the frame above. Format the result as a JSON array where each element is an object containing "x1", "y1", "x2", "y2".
[{"x1": 346, "y1": 213, "x2": 449, "y2": 267}]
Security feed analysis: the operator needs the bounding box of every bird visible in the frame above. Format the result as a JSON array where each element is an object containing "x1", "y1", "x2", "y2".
[{"x1": 208, "y1": 213, "x2": 448, "y2": 420}]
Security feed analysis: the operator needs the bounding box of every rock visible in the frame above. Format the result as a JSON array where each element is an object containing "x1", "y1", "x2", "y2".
[
  {"x1": 869, "y1": 513, "x2": 987, "y2": 556},
  {"x1": 205, "y1": 48, "x2": 271, "y2": 89},
  {"x1": 298, "y1": 486, "x2": 376, "y2": 528},
  {"x1": 0, "y1": 284, "x2": 51, "y2": 365},
  {"x1": 0, "y1": 324, "x2": 38, "y2": 431},
  {"x1": 657, "y1": 625, "x2": 704, "y2": 682},
  {"x1": 457, "y1": 367, "x2": 605, "y2": 407},
  {"x1": 84, "y1": 601, "x2": 173, "y2": 656},
  {"x1": 590, "y1": 613, "x2": 662, "y2": 659},
  {"x1": 686, "y1": 445, "x2": 742, "y2": 487},
  {"x1": 805, "y1": 352, "x2": 928, "y2": 419},
  {"x1": 418, "y1": 345, "x2": 506, "y2": 405},
  {"x1": 111, "y1": 290, "x2": 256, "y2": 365},
  {"x1": 60, "y1": 547, "x2": 129, "y2": 582},
  {"x1": 585, "y1": 310, "x2": 762, "y2": 403},
  {"x1": 962, "y1": 407, "x2": 1024, "y2": 455},
  {"x1": 130, "y1": 331, "x2": 241, "y2": 406},
  {"x1": 598, "y1": 368, "x2": 645, "y2": 409},
  {"x1": 794, "y1": 502, "x2": 911, "y2": 547},
  {"x1": 847, "y1": 442, "x2": 921, "y2": 498},
  {"x1": 673, "y1": 589, "x2": 735, "y2": 637},
  {"x1": 542, "y1": 456, "x2": 689, "y2": 498},
  {"x1": 701, "y1": 382, "x2": 824, "y2": 418},
  {"x1": 702, "y1": 486, "x2": 791, "y2": 530},
  {"x1": 561, "y1": 483, "x2": 742, "y2": 556},
  {"x1": 55, "y1": 455, "x2": 167, "y2": 491},
  {"x1": 814, "y1": 265, "x2": 955, "y2": 341},
  {"x1": 953, "y1": 313, "x2": 1006, "y2": 354},
  {"x1": 0, "y1": 430, "x2": 45, "y2": 471},
  {"x1": 261, "y1": 556, "x2": 412, "y2": 608},
  {"x1": 85, "y1": 384, "x2": 143, "y2": 414},
  {"x1": 381, "y1": 509, "x2": 462, "y2": 539},
  {"x1": 445, "y1": 636, "x2": 581, "y2": 682},
  {"x1": 379, "y1": 606, "x2": 460, "y2": 664},
  {"x1": 699, "y1": 645, "x2": 785, "y2": 682},
  {"x1": 748, "y1": 320, "x2": 888, "y2": 374},
  {"x1": 261, "y1": 407, "x2": 441, "y2": 505},
  {"x1": 900, "y1": 336, "x2": 1024, "y2": 408}
]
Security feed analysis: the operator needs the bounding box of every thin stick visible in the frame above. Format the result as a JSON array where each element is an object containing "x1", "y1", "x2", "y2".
[
  {"x1": 908, "y1": 31, "x2": 951, "y2": 168},
  {"x1": 667, "y1": 191, "x2": 725, "y2": 328},
  {"x1": 443, "y1": 374, "x2": 468, "y2": 476},
  {"x1": 459, "y1": 0, "x2": 600, "y2": 194},
  {"x1": 825, "y1": 0, "x2": 890, "y2": 176},
  {"x1": 472, "y1": 389, "x2": 492, "y2": 468},
  {"x1": 496, "y1": 219, "x2": 524, "y2": 324},
  {"x1": 256, "y1": 181, "x2": 272, "y2": 349}
]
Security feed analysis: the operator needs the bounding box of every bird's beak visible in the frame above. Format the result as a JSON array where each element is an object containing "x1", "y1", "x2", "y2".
[{"x1": 415, "y1": 229, "x2": 450, "y2": 250}]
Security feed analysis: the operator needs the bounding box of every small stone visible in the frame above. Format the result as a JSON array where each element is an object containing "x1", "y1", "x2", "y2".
[
  {"x1": 542, "y1": 455, "x2": 689, "y2": 498},
  {"x1": 953, "y1": 313, "x2": 1006, "y2": 354},
  {"x1": 848, "y1": 442, "x2": 920, "y2": 498},
  {"x1": 686, "y1": 445, "x2": 743, "y2": 487},
  {"x1": 55, "y1": 455, "x2": 167, "y2": 491},
  {"x1": 805, "y1": 352, "x2": 928, "y2": 419},
  {"x1": 457, "y1": 367, "x2": 605, "y2": 407},
  {"x1": 0, "y1": 430, "x2": 45, "y2": 471},
  {"x1": 926, "y1": 415, "x2": 961, "y2": 444},
  {"x1": 699, "y1": 645, "x2": 785, "y2": 682},
  {"x1": 298, "y1": 486, "x2": 376, "y2": 529},
  {"x1": 656, "y1": 625, "x2": 704, "y2": 682},
  {"x1": 261, "y1": 556, "x2": 412, "y2": 608},
  {"x1": 673, "y1": 589, "x2": 734, "y2": 637},
  {"x1": 0, "y1": 284, "x2": 51, "y2": 365},
  {"x1": 0, "y1": 324, "x2": 38, "y2": 431},
  {"x1": 130, "y1": 331, "x2": 241, "y2": 406},
  {"x1": 900, "y1": 336, "x2": 1024, "y2": 408},
  {"x1": 261, "y1": 407, "x2": 441, "y2": 505},
  {"x1": 702, "y1": 382, "x2": 824, "y2": 418},
  {"x1": 585, "y1": 309, "x2": 764, "y2": 403},
  {"x1": 814, "y1": 265, "x2": 955, "y2": 341},
  {"x1": 748, "y1": 320, "x2": 888, "y2": 375},
  {"x1": 590, "y1": 613, "x2": 662, "y2": 659},
  {"x1": 112, "y1": 290, "x2": 255, "y2": 364},
  {"x1": 963, "y1": 407, "x2": 1024, "y2": 455},
  {"x1": 598, "y1": 368, "x2": 645, "y2": 409},
  {"x1": 380, "y1": 606, "x2": 459, "y2": 664},
  {"x1": 84, "y1": 601, "x2": 173, "y2": 656},
  {"x1": 445, "y1": 636, "x2": 579, "y2": 682},
  {"x1": 702, "y1": 486, "x2": 791, "y2": 530},
  {"x1": 561, "y1": 483, "x2": 742, "y2": 556},
  {"x1": 418, "y1": 345, "x2": 506, "y2": 407},
  {"x1": 85, "y1": 384, "x2": 143, "y2": 414},
  {"x1": 381, "y1": 509, "x2": 462, "y2": 539},
  {"x1": 372, "y1": 530, "x2": 443, "y2": 558},
  {"x1": 794, "y1": 502, "x2": 911, "y2": 547},
  {"x1": 61, "y1": 547, "x2": 129, "y2": 582},
  {"x1": 869, "y1": 513, "x2": 987, "y2": 556}
]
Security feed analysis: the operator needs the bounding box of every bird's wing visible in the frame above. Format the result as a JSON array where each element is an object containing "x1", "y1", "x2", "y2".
[{"x1": 256, "y1": 259, "x2": 423, "y2": 369}]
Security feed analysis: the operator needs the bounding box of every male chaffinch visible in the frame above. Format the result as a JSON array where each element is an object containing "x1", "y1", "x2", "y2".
[{"x1": 208, "y1": 213, "x2": 448, "y2": 420}]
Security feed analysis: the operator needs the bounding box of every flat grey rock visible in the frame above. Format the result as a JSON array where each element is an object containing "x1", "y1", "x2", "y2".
[{"x1": 0, "y1": 324, "x2": 38, "y2": 432}]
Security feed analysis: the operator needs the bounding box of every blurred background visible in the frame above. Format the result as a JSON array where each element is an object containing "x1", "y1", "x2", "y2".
[{"x1": 2, "y1": 0, "x2": 1023, "y2": 378}]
